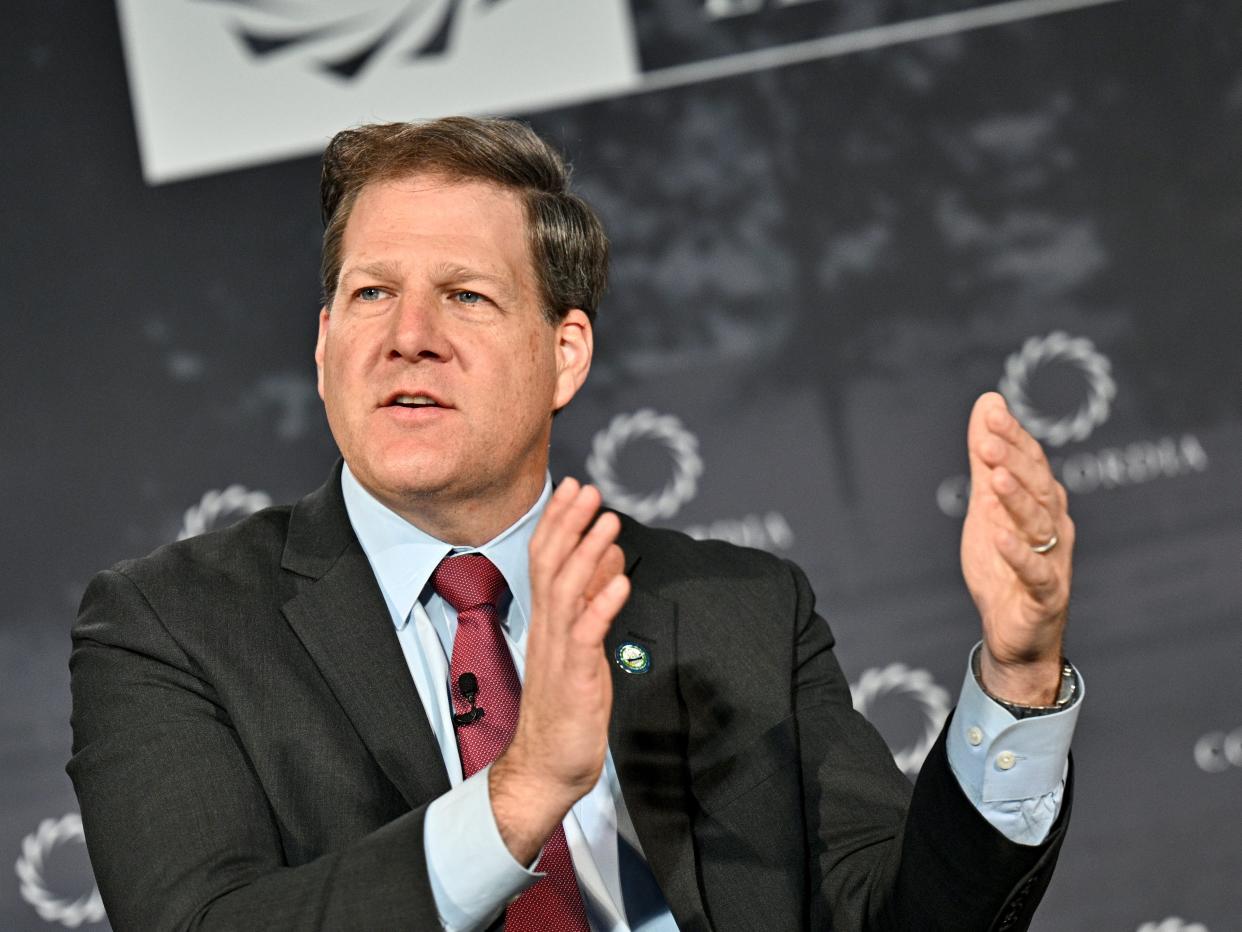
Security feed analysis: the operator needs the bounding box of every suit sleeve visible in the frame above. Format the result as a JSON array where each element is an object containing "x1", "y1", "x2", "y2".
[
  {"x1": 67, "y1": 568, "x2": 442, "y2": 931},
  {"x1": 787, "y1": 561, "x2": 1071, "y2": 932}
]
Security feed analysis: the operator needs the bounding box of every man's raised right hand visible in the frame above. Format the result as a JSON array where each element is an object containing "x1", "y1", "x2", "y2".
[{"x1": 489, "y1": 478, "x2": 630, "y2": 865}]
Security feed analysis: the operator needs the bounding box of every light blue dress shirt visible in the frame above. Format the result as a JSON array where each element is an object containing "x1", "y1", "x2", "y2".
[{"x1": 340, "y1": 464, "x2": 1082, "y2": 932}]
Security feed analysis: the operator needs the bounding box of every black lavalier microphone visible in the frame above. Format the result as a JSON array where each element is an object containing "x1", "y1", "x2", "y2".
[{"x1": 452, "y1": 672, "x2": 485, "y2": 727}]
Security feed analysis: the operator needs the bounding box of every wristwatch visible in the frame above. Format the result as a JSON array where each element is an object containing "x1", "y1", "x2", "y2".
[{"x1": 971, "y1": 647, "x2": 1078, "y2": 719}]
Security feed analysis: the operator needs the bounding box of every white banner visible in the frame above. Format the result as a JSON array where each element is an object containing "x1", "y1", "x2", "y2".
[{"x1": 116, "y1": 0, "x2": 640, "y2": 183}]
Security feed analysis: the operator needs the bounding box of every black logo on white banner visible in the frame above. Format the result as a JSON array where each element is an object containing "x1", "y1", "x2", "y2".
[{"x1": 201, "y1": 0, "x2": 513, "y2": 79}]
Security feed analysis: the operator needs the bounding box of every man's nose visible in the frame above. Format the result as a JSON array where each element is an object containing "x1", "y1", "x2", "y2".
[{"x1": 387, "y1": 294, "x2": 451, "y2": 362}]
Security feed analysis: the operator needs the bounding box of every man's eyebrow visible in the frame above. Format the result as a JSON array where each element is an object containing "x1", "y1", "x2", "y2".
[
  {"x1": 430, "y1": 263, "x2": 522, "y2": 304},
  {"x1": 339, "y1": 260, "x2": 404, "y2": 282},
  {"x1": 430, "y1": 263, "x2": 510, "y2": 289},
  {"x1": 338, "y1": 260, "x2": 520, "y2": 303},
  {"x1": 340, "y1": 261, "x2": 511, "y2": 288}
]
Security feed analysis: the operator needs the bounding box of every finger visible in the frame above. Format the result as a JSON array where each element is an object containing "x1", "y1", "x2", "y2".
[
  {"x1": 984, "y1": 402, "x2": 1050, "y2": 472},
  {"x1": 966, "y1": 393, "x2": 1007, "y2": 489},
  {"x1": 994, "y1": 529, "x2": 1059, "y2": 601},
  {"x1": 530, "y1": 483, "x2": 602, "y2": 582},
  {"x1": 977, "y1": 429, "x2": 1061, "y2": 512},
  {"x1": 976, "y1": 402, "x2": 1064, "y2": 513},
  {"x1": 991, "y1": 466, "x2": 1058, "y2": 546},
  {"x1": 552, "y1": 511, "x2": 623, "y2": 612},
  {"x1": 585, "y1": 544, "x2": 625, "y2": 602},
  {"x1": 529, "y1": 476, "x2": 580, "y2": 556},
  {"x1": 570, "y1": 573, "x2": 631, "y2": 648},
  {"x1": 529, "y1": 483, "x2": 596, "y2": 621}
]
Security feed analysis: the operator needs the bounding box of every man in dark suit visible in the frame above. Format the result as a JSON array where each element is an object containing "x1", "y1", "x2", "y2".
[{"x1": 70, "y1": 118, "x2": 1081, "y2": 930}]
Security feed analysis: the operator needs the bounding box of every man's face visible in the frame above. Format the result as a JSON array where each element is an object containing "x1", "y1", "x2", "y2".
[{"x1": 315, "y1": 173, "x2": 592, "y2": 531}]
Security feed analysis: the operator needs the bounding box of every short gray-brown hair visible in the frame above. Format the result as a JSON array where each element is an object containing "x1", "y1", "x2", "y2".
[{"x1": 320, "y1": 117, "x2": 608, "y2": 324}]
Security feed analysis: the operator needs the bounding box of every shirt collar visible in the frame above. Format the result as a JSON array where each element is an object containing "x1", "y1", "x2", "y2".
[{"x1": 340, "y1": 462, "x2": 549, "y2": 638}]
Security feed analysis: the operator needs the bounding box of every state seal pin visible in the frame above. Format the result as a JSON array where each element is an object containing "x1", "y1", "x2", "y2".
[{"x1": 614, "y1": 642, "x2": 651, "y2": 675}]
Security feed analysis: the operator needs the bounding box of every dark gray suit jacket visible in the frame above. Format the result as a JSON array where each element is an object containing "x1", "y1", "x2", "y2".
[{"x1": 68, "y1": 465, "x2": 1070, "y2": 930}]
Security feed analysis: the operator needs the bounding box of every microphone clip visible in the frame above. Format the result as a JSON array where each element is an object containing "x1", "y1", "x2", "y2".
[{"x1": 452, "y1": 672, "x2": 485, "y2": 728}]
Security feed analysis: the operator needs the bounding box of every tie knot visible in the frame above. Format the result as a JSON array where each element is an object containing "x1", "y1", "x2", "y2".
[{"x1": 432, "y1": 554, "x2": 507, "y2": 614}]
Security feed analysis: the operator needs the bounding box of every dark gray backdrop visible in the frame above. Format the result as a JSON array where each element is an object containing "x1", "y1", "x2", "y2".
[{"x1": 3, "y1": 1, "x2": 1239, "y2": 928}]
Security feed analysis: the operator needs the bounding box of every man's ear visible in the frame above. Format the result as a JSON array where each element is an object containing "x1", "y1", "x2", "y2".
[
  {"x1": 553, "y1": 308, "x2": 593, "y2": 412},
  {"x1": 314, "y1": 307, "x2": 330, "y2": 401}
]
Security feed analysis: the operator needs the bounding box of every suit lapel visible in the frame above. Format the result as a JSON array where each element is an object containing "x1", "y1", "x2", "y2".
[
  {"x1": 607, "y1": 540, "x2": 710, "y2": 931},
  {"x1": 280, "y1": 464, "x2": 451, "y2": 810}
]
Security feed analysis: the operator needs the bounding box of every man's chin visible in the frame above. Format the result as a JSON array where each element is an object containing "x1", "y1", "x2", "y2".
[
  {"x1": 346, "y1": 453, "x2": 459, "y2": 501},
  {"x1": 344, "y1": 436, "x2": 547, "y2": 506},
  {"x1": 370, "y1": 468, "x2": 457, "y2": 500}
]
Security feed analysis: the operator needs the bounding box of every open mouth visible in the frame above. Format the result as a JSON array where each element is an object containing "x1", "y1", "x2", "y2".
[{"x1": 387, "y1": 394, "x2": 443, "y2": 410}]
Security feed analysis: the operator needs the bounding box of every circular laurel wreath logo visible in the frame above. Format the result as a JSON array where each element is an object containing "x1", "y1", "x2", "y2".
[
  {"x1": 177, "y1": 485, "x2": 273, "y2": 541},
  {"x1": 1136, "y1": 919, "x2": 1209, "y2": 932},
  {"x1": 850, "y1": 664, "x2": 951, "y2": 777},
  {"x1": 14, "y1": 814, "x2": 105, "y2": 928},
  {"x1": 585, "y1": 409, "x2": 704, "y2": 523},
  {"x1": 998, "y1": 331, "x2": 1116, "y2": 447}
]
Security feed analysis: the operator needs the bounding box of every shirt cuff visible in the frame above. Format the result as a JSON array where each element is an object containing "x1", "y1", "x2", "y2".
[
  {"x1": 424, "y1": 765, "x2": 541, "y2": 931},
  {"x1": 947, "y1": 643, "x2": 1084, "y2": 805}
]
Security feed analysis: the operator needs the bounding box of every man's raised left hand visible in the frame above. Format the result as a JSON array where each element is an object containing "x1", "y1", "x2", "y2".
[{"x1": 962, "y1": 392, "x2": 1075, "y2": 706}]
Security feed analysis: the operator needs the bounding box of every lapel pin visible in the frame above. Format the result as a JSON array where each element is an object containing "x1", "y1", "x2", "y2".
[{"x1": 615, "y1": 641, "x2": 651, "y2": 675}]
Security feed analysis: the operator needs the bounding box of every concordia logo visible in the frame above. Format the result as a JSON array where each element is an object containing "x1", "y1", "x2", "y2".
[
  {"x1": 14, "y1": 813, "x2": 105, "y2": 928},
  {"x1": 177, "y1": 485, "x2": 273, "y2": 541},
  {"x1": 200, "y1": 0, "x2": 512, "y2": 79},
  {"x1": 585, "y1": 409, "x2": 794, "y2": 551},
  {"x1": 997, "y1": 331, "x2": 1116, "y2": 448},
  {"x1": 586, "y1": 409, "x2": 703, "y2": 523},
  {"x1": 937, "y1": 331, "x2": 1209, "y2": 518},
  {"x1": 850, "y1": 664, "x2": 950, "y2": 777},
  {"x1": 1136, "y1": 919, "x2": 1209, "y2": 932},
  {"x1": 1194, "y1": 725, "x2": 1242, "y2": 773}
]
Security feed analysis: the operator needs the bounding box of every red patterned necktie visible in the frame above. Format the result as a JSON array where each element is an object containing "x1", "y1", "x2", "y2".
[{"x1": 432, "y1": 554, "x2": 591, "y2": 932}]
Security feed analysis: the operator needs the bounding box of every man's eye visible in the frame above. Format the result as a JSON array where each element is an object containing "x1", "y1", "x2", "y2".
[
  {"x1": 454, "y1": 291, "x2": 485, "y2": 305},
  {"x1": 356, "y1": 287, "x2": 386, "y2": 301}
]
